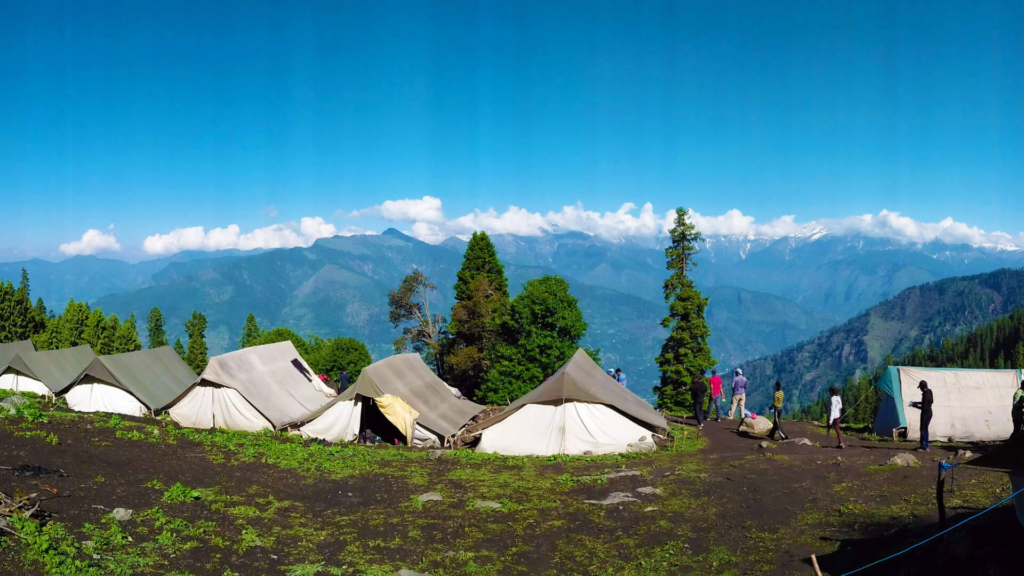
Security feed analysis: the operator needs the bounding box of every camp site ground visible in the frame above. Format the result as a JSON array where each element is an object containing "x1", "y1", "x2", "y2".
[{"x1": 2, "y1": 389, "x2": 1019, "y2": 576}]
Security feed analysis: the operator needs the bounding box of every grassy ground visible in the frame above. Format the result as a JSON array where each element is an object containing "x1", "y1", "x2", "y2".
[{"x1": 1, "y1": 390, "x2": 1019, "y2": 576}]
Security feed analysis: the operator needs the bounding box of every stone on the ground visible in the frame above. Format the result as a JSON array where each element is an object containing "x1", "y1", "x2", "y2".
[
  {"x1": 603, "y1": 470, "x2": 642, "y2": 479},
  {"x1": 636, "y1": 486, "x2": 662, "y2": 496},
  {"x1": 644, "y1": 506, "x2": 660, "y2": 512},
  {"x1": 110, "y1": 508, "x2": 133, "y2": 522},
  {"x1": 887, "y1": 453, "x2": 919, "y2": 467},
  {"x1": 1, "y1": 395, "x2": 26, "y2": 414},
  {"x1": 954, "y1": 449, "x2": 974, "y2": 459},
  {"x1": 417, "y1": 492, "x2": 443, "y2": 503},
  {"x1": 738, "y1": 416, "x2": 772, "y2": 436},
  {"x1": 427, "y1": 450, "x2": 445, "y2": 460},
  {"x1": 397, "y1": 571, "x2": 430, "y2": 576},
  {"x1": 584, "y1": 492, "x2": 639, "y2": 506},
  {"x1": 756, "y1": 440, "x2": 773, "y2": 449},
  {"x1": 781, "y1": 437, "x2": 814, "y2": 446},
  {"x1": 473, "y1": 500, "x2": 502, "y2": 510}
]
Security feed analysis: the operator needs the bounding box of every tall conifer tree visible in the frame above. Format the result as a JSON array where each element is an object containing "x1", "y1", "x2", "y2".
[
  {"x1": 115, "y1": 313, "x2": 142, "y2": 353},
  {"x1": 184, "y1": 311, "x2": 209, "y2": 374},
  {"x1": 146, "y1": 307, "x2": 168, "y2": 349},
  {"x1": 239, "y1": 313, "x2": 261, "y2": 349},
  {"x1": 654, "y1": 208, "x2": 716, "y2": 413},
  {"x1": 98, "y1": 314, "x2": 120, "y2": 355},
  {"x1": 453, "y1": 231, "x2": 509, "y2": 302},
  {"x1": 173, "y1": 337, "x2": 186, "y2": 359}
]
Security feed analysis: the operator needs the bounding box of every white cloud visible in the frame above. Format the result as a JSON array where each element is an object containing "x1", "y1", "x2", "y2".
[
  {"x1": 60, "y1": 229, "x2": 122, "y2": 256},
  {"x1": 142, "y1": 217, "x2": 339, "y2": 255},
  {"x1": 353, "y1": 196, "x2": 1024, "y2": 249}
]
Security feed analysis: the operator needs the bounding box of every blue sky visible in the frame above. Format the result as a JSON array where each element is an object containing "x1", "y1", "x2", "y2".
[{"x1": 2, "y1": 0, "x2": 1023, "y2": 260}]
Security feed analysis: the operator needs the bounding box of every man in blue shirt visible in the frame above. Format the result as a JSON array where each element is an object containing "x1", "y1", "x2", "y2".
[
  {"x1": 728, "y1": 368, "x2": 747, "y2": 420},
  {"x1": 615, "y1": 368, "x2": 627, "y2": 387}
]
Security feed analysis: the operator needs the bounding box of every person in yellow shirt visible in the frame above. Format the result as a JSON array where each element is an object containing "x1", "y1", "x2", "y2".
[{"x1": 769, "y1": 380, "x2": 789, "y2": 441}]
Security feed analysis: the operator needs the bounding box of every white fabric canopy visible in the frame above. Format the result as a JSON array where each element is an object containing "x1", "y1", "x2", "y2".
[
  {"x1": 0, "y1": 369, "x2": 50, "y2": 396},
  {"x1": 899, "y1": 367, "x2": 1019, "y2": 442},
  {"x1": 299, "y1": 398, "x2": 362, "y2": 442},
  {"x1": 476, "y1": 401, "x2": 657, "y2": 456},
  {"x1": 65, "y1": 380, "x2": 147, "y2": 416},
  {"x1": 169, "y1": 385, "x2": 273, "y2": 432}
]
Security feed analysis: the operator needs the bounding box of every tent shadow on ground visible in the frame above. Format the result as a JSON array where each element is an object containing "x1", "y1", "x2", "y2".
[{"x1": 811, "y1": 506, "x2": 1021, "y2": 576}]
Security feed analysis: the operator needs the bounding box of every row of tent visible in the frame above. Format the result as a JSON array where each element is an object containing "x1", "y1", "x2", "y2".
[{"x1": 1, "y1": 340, "x2": 667, "y2": 455}]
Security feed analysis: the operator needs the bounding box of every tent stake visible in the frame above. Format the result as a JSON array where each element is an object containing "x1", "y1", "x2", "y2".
[
  {"x1": 810, "y1": 554, "x2": 822, "y2": 576},
  {"x1": 936, "y1": 462, "x2": 948, "y2": 528}
]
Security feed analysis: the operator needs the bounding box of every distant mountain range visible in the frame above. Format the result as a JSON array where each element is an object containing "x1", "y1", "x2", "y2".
[
  {"x1": 733, "y1": 268, "x2": 1024, "y2": 411},
  {"x1": 2, "y1": 231, "x2": 1023, "y2": 402}
]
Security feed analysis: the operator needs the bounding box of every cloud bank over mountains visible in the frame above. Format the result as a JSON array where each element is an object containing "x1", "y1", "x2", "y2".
[{"x1": 58, "y1": 197, "x2": 1024, "y2": 257}]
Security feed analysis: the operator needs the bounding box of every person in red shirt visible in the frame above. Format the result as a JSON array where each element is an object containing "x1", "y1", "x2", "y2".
[{"x1": 706, "y1": 369, "x2": 724, "y2": 422}]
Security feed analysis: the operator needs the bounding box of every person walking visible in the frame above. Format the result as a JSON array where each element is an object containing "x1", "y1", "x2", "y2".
[
  {"x1": 727, "y1": 368, "x2": 747, "y2": 419},
  {"x1": 768, "y1": 381, "x2": 789, "y2": 441},
  {"x1": 615, "y1": 368, "x2": 627, "y2": 387},
  {"x1": 909, "y1": 380, "x2": 934, "y2": 452},
  {"x1": 829, "y1": 387, "x2": 845, "y2": 449},
  {"x1": 338, "y1": 369, "x2": 351, "y2": 392},
  {"x1": 1011, "y1": 380, "x2": 1024, "y2": 443},
  {"x1": 690, "y1": 375, "x2": 707, "y2": 428},
  {"x1": 706, "y1": 369, "x2": 724, "y2": 422}
]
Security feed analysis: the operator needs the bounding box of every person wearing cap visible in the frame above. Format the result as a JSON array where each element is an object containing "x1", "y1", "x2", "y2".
[
  {"x1": 706, "y1": 369, "x2": 724, "y2": 422},
  {"x1": 908, "y1": 380, "x2": 934, "y2": 452},
  {"x1": 727, "y1": 368, "x2": 747, "y2": 419}
]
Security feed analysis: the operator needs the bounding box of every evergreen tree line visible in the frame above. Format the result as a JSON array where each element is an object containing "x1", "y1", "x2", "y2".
[{"x1": 792, "y1": 308, "x2": 1024, "y2": 426}]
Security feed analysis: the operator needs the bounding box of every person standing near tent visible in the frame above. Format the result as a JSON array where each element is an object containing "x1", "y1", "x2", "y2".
[
  {"x1": 615, "y1": 368, "x2": 627, "y2": 387},
  {"x1": 338, "y1": 369, "x2": 350, "y2": 392},
  {"x1": 828, "y1": 387, "x2": 845, "y2": 449},
  {"x1": 768, "y1": 381, "x2": 789, "y2": 441},
  {"x1": 1011, "y1": 380, "x2": 1024, "y2": 443},
  {"x1": 690, "y1": 375, "x2": 707, "y2": 428},
  {"x1": 727, "y1": 368, "x2": 747, "y2": 419},
  {"x1": 706, "y1": 369, "x2": 724, "y2": 422},
  {"x1": 909, "y1": 380, "x2": 934, "y2": 452}
]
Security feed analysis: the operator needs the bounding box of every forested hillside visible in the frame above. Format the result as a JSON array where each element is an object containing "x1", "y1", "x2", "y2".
[
  {"x1": 734, "y1": 268, "x2": 1024, "y2": 411},
  {"x1": 794, "y1": 307, "x2": 1024, "y2": 425}
]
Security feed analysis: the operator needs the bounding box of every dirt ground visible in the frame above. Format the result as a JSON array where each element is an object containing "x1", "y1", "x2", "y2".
[{"x1": 1, "y1": 397, "x2": 1021, "y2": 576}]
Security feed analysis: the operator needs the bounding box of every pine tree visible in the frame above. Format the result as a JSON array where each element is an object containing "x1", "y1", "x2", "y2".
[
  {"x1": 57, "y1": 300, "x2": 91, "y2": 349},
  {"x1": 184, "y1": 311, "x2": 209, "y2": 374},
  {"x1": 0, "y1": 281, "x2": 15, "y2": 342},
  {"x1": 654, "y1": 208, "x2": 716, "y2": 413},
  {"x1": 446, "y1": 277, "x2": 502, "y2": 399},
  {"x1": 453, "y1": 231, "x2": 509, "y2": 302},
  {"x1": 146, "y1": 307, "x2": 168, "y2": 349},
  {"x1": 1015, "y1": 342, "x2": 1024, "y2": 371},
  {"x1": 98, "y1": 314, "x2": 120, "y2": 355},
  {"x1": 114, "y1": 313, "x2": 142, "y2": 353},
  {"x1": 17, "y1": 268, "x2": 29, "y2": 296},
  {"x1": 34, "y1": 297, "x2": 48, "y2": 328},
  {"x1": 83, "y1": 308, "x2": 107, "y2": 350},
  {"x1": 239, "y1": 313, "x2": 261, "y2": 349},
  {"x1": 173, "y1": 337, "x2": 186, "y2": 359}
]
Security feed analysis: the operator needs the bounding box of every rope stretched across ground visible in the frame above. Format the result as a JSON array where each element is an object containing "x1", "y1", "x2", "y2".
[{"x1": 839, "y1": 486, "x2": 1024, "y2": 575}]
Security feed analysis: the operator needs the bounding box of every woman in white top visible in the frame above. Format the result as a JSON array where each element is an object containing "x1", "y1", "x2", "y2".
[{"x1": 829, "y1": 387, "x2": 845, "y2": 449}]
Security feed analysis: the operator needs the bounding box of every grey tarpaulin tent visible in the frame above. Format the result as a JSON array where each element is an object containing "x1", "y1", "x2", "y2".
[
  {"x1": 475, "y1": 348, "x2": 668, "y2": 456},
  {"x1": 873, "y1": 366, "x2": 1022, "y2": 442},
  {"x1": 0, "y1": 340, "x2": 43, "y2": 394},
  {"x1": 4, "y1": 345, "x2": 97, "y2": 396},
  {"x1": 299, "y1": 353, "x2": 484, "y2": 446},
  {"x1": 65, "y1": 347, "x2": 198, "y2": 415},
  {"x1": 169, "y1": 341, "x2": 336, "y2": 431}
]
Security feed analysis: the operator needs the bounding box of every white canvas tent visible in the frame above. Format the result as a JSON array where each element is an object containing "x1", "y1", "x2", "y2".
[
  {"x1": 169, "y1": 341, "x2": 335, "y2": 432},
  {"x1": 475, "y1": 348, "x2": 668, "y2": 456},
  {"x1": 299, "y1": 353, "x2": 484, "y2": 447},
  {"x1": 65, "y1": 347, "x2": 198, "y2": 416},
  {"x1": 0, "y1": 340, "x2": 46, "y2": 395},
  {"x1": 873, "y1": 366, "x2": 1023, "y2": 442},
  {"x1": 1, "y1": 345, "x2": 97, "y2": 398}
]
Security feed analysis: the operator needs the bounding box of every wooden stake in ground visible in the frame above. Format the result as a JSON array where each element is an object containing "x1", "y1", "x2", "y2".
[
  {"x1": 811, "y1": 554, "x2": 823, "y2": 576},
  {"x1": 936, "y1": 461, "x2": 947, "y2": 528}
]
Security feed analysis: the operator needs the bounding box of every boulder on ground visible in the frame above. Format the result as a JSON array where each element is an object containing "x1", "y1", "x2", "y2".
[
  {"x1": 473, "y1": 500, "x2": 502, "y2": 510},
  {"x1": 886, "y1": 453, "x2": 919, "y2": 467},
  {"x1": 738, "y1": 416, "x2": 772, "y2": 436},
  {"x1": 417, "y1": 492, "x2": 443, "y2": 503},
  {"x1": 397, "y1": 571, "x2": 430, "y2": 576},
  {"x1": 636, "y1": 486, "x2": 662, "y2": 496},
  {"x1": 584, "y1": 492, "x2": 639, "y2": 506}
]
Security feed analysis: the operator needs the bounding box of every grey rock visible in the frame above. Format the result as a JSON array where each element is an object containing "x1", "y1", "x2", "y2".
[
  {"x1": 1, "y1": 395, "x2": 26, "y2": 406},
  {"x1": 81, "y1": 540, "x2": 95, "y2": 548},
  {"x1": 954, "y1": 449, "x2": 974, "y2": 459},
  {"x1": 603, "y1": 470, "x2": 641, "y2": 479},
  {"x1": 417, "y1": 492, "x2": 443, "y2": 503},
  {"x1": 781, "y1": 437, "x2": 813, "y2": 446},
  {"x1": 427, "y1": 450, "x2": 445, "y2": 460},
  {"x1": 585, "y1": 492, "x2": 639, "y2": 506},
  {"x1": 636, "y1": 486, "x2": 662, "y2": 496},
  {"x1": 738, "y1": 416, "x2": 772, "y2": 436},
  {"x1": 886, "y1": 453, "x2": 919, "y2": 467},
  {"x1": 110, "y1": 508, "x2": 133, "y2": 522},
  {"x1": 756, "y1": 441, "x2": 772, "y2": 449},
  {"x1": 473, "y1": 500, "x2": 502, "y2": 510},
  {"x1": 643, "y1": 506, "x2": 660, "y2": 512},
  {"x1": 397, "y1": 571, "x2": 431, "y2": 576}
]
